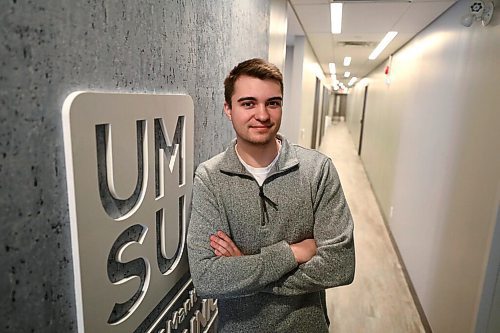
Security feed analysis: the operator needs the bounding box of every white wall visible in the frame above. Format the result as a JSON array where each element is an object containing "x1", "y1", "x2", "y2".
[
  {"x1": 299, "y1": 39, "x2": 324, "y2": 148},
  {"x1": 346, "y1": 1, "x2": 500, "y2": 332},
  {"x1": 268, "y1": 0, "x2": 288, "y2": 72},
  {"x1": 282, "y1": 39, "x2": 304, "y2": 143},
  {"x1": 346, "y1": 81, "x2": 365, "y2": 150},
  {"x1": 282, "y1": 35, "x2": 328, "y2": 147}
]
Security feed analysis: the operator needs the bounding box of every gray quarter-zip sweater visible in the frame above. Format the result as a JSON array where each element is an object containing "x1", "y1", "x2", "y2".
[{"x1": 187, "y1": 135, "x2": 355, "y2": 333}]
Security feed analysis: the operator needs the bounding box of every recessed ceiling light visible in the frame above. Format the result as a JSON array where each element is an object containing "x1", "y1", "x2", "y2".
[
  {"x1": 329, "y1": 63, "x2": 336, "y2": 75},
  {"x1": 344, "y1": 71, "x2": 351, "y2": 78},
  {"x1": 343, "y1": 57, "x2": 351, "y2": 66},
  {"x1": 369, "y1": 31, "x2": 398, "y2": 60},
  {"x1": 330, "y1": 3, "x2": 343, "y2": 34}
]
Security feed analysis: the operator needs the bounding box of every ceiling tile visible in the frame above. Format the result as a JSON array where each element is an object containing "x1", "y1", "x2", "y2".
[
  {"x1": 342, "y1": 2, "x2": 410, "y2": 35},
  {"x1": 395, "y1": 1, "x2": 457, "y2": 33},
  {"x1": 294, "y1": 4, "x2": 332, "y2": 33}
]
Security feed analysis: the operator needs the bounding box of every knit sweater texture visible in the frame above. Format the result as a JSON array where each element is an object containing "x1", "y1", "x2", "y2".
[{"x1": 187, "y1": 135, "x2": 355, "y2": 333}]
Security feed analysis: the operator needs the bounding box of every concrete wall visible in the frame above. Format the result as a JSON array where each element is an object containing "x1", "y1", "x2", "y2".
[
  {"x1": 345, "y1": 0, "x2": 500, "y2": 331},
  {"x1": 0, "y1": 1, "x2": 270, "y2": 332}
]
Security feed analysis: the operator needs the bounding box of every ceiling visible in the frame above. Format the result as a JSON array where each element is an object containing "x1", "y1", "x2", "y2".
[{"x1": 287, "y1": 0, "x2": 457, "y2": 88}]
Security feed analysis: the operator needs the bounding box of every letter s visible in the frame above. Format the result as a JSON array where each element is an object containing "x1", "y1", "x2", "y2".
[{"x1": 107, "y1": 224, "x2": 150, "y2": 324}]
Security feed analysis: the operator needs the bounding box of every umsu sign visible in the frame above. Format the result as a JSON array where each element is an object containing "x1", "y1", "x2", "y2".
[{"x1": 62, "y1": 92, "x2": 216, "y2": 332}]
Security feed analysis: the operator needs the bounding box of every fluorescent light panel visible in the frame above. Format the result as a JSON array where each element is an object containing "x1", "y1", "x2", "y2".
[
  {"x1": 330, "y1": 3, "x2": 343, "y2": 34},
  {"x1": 369, "y1": 31, "x2": 398, "y2": 60},
  {"x1": 348, "y1": 77, "x2": 358, "y2": 86},
  {"x1": 329, "y1": 62, "x2": 336, "y2": 74},
  {"x1": 343, "y1": 57, "x2": 351, "y2": 66},
  {"x1": 344, "y1": 71, "x2": 350, "y2": 78}
]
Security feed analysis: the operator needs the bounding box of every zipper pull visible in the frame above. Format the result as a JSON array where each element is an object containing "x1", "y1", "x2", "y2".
[
  {"x1": 259, "y1": 187, "x2": 266, "y2": 226},
  {"x1": 259, "y1": 186, "x2": 278, "y2": 209}
]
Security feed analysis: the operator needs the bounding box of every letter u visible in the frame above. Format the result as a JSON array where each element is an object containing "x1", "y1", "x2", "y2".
[{"x1": 95, "y1": 120, "x2": 147, "y2": 219}]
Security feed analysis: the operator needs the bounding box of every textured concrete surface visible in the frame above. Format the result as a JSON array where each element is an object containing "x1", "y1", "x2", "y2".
[{"x1": 0, "y1": 1, "x2": 269, "y2": 331}]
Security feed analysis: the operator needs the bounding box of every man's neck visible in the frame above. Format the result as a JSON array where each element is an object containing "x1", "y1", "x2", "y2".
[{"x1": 235, "y1": 137, "x2": 280, "y2": 168}]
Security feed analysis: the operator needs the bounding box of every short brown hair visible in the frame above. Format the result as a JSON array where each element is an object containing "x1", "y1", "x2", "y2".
[{"x1": 224, "y1": 58, "x2": 283, "y2": 108}]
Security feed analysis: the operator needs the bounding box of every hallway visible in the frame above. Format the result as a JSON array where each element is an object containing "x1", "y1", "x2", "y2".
[{"x1": 319, "y1": 121, "x2": 426, "y2": 333}]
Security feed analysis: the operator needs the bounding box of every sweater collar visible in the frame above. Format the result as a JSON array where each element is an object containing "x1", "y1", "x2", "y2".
[{"x1": 219, "y1": 133, "x2": 299, "y2": 176}]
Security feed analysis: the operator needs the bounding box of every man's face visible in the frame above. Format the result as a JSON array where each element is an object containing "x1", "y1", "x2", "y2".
[{"x1": 224, "y1": 75, "x2": 282, "y2": 147}]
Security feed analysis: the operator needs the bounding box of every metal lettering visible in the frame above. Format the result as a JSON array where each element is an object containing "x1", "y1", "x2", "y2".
[
  {"x1": 163, "y1": 290, "x2": 217, "y2": 333},
  {"x1": 189, "y1": 299, "x2": 217, "y2": 333},
  {"x1": 107, "y1": 224, "x2": 150, "y2": 325},
  {"x1": 190, "y1": 289, "x2": 197, "y2": 304},
  {"x1": 165, "y1": 288, "x2": 200, "y2": 332},
  {"x1": 155, "y1": 116, "x2": 184, "y2": 197},
  {"x1": 96, "y1": 121, "x2": 146, "y2": 219},
  {"x1": 155, "y1": 116, "x2": 187, "y2": 275},
  {"x1": 183, "y1": 299, "x2": 192, "y2": 313},
  {"x1": 172, "y1": 311, "x2": 180, "y2": 329},
  {"x1": 201, "y1": 299, "x2": 217, "y2": 322}
]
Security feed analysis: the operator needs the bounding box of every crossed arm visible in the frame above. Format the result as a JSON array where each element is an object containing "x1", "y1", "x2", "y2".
[{"x1": 210, "y1": 230, "x2": 317, "y2": 265}]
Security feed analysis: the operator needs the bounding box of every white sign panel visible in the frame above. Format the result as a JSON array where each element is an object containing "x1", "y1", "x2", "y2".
[{"x1": 62, "y1": 92, "x2": 195, "y2": 332}]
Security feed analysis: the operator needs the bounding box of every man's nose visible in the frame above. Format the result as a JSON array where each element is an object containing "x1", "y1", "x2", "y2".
[{"x1": 254, "y1": 103, "x2": 270, "y2": 121}]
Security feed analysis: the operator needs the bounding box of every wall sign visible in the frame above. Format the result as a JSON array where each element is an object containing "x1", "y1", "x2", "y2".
[{"x1": 62, "y1": 92, "x2": 216, "y2": 332}]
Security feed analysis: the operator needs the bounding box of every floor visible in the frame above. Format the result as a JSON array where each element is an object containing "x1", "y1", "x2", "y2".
[{"x1": 318, "y1": 121, "x2": 426, "y2": 333}]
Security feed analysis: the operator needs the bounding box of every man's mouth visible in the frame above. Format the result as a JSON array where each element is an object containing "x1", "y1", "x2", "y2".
[{"x1": 250, "y1": 124, "x2": 273, "y2": 129}]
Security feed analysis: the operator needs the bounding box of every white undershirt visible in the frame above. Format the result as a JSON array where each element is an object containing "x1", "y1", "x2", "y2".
[{"x1": 236, "y1": 141, "x2": 282, "y2": 186}]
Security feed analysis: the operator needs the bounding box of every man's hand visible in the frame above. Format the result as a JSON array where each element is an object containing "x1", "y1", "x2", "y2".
[
  {"x1": 210, "y1": 231, "x2": 243, "y2": 257},
  {"x1": 290, "y1": 239, "x2": 317, "y2": 264}
]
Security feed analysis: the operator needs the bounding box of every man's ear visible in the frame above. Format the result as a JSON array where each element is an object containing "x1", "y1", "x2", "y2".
[{"x1": 223, "y1": 102, "x2": 232, "y2": 120}]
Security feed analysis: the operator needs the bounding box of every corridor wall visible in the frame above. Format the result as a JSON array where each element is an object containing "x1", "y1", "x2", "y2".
[
  {"x1": 282, "y1": 35, "x2": 328, "y2": 148},
  {"x1": 346, "y1": 0, "x2": 500, "y2": 332},
  {"x1": 0, "y1": 1, "x2": 270, "y2": 332}
]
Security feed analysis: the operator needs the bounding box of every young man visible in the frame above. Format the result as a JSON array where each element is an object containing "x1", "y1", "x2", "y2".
[{"x1": 187, "y1": 58, "x2": 355, "y2": 333}]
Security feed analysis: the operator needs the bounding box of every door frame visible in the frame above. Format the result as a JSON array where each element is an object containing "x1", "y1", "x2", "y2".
[{"x1": 358, "y1": 85, "x2": 369, "y2": 156}]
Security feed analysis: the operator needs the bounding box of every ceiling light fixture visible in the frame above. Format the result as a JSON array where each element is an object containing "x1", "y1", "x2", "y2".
[
  {"x1": 348, "y1": 77, "x2": 358, "y2": 86},
  {"x1": 329, "y1": 62, "x2": 337, "y2": 74},
  {"x1": 331, "y1": 2, "x2": 343, "y2": 34},
  {"x1": 344, "y1": 71, "x2": 351, "y2": 78},
  {"x1": 343, "y1": 57, "x2": 351, "y2": 66},
  {"x1": 368, "y1": 31, "x2": 398, "y2": 60}
]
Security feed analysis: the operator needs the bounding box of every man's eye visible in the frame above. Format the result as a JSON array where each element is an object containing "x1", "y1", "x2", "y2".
[
  {"x1": 267, "y1": 101, "x2": 282, "y2": 108},
  {"x1": 242, "y1": 102, "x2": 254, "y2": 108}
]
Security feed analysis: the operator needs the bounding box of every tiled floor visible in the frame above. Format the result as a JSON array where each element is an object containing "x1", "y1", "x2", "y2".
[{"x1": 319, "y1": 121, "x2": 426, "y2": 333}]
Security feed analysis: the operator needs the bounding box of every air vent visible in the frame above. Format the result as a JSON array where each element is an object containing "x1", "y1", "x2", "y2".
[{"x1": 337, "y1": 41, "x2": 375, "y2": 47}]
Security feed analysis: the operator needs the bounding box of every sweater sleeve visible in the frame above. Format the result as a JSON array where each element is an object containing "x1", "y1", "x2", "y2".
[
  {"x1": 265, "y1": 158, "x2": 355, "y2": 296},
  {"x1": 187, "y1": 168, "x2": 298, "y2": 300}
]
